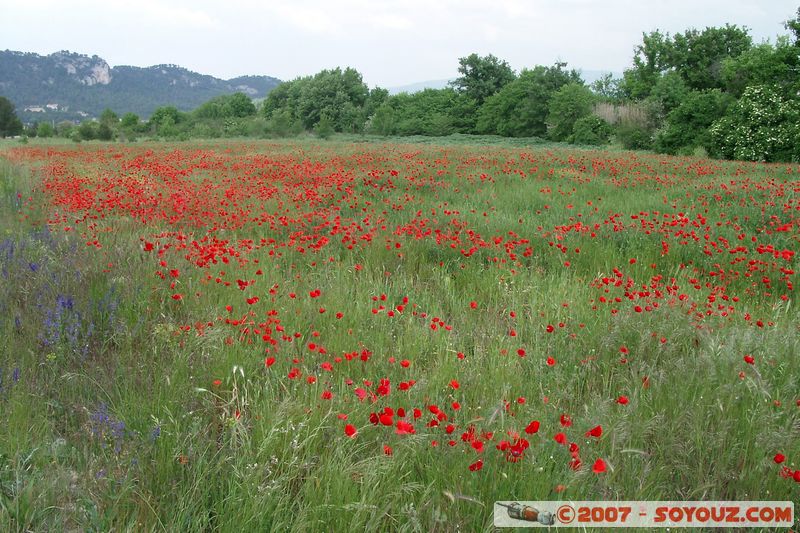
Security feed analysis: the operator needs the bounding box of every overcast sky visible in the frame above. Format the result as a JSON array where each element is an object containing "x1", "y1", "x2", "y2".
[{"x1": 1, "y1": 0, "x2": 796, "y2": 88}]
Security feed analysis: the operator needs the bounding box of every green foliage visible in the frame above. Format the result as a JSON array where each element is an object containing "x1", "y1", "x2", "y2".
[
  {"x1": 78, "y1": 121, "x2": 97, "y2": 141},
  {"x1": 710, "y1": 85, "x2": 800, "y2": 162},
  {"x1": 451, "y1": 53, "x2": 516, "y2": 106},
  {"x1": 647, "y1": 71, "x2": 689, "y2": 117},
  {"x1": 368, "y1": 104, "x2": 394, "y2": 136},
  {"x1": 653, "y1": 90, "x2": 732, "y2": 155},
  {"x1": 385, "y1": 88, "x2": 460, "y2": 136},
  {"x1": 621, "y1": 25, "x2": 751, "y2": 98},
  {"x1": 36, "y1": 122, "x2": 54, "y2": 138},
  {"x1": 0, "y1": 96, "x2": 23, "y2": 137},
  {"x1": 148, "y1": 106, "x2": 186, "y2": 138},
  {"x1": 476, "y1": 63, "x2": 582, "y2": 137},
  {"x1": 590, "y1": 73, "x2": 624, "y2": 102},
  {"x1": 615, "y1": 120, "x2": 654, "y2": 150},
  {"x1": 194, "y1": 93, "x2": 256, "y2": 119},
  {"x1": 262, "y1": 67, "x2": 369, "y2": 133},
  {"x1": 546, "y1": 83, "x2": 596, "y2": 141},
  {"x1": 570, "y1": 115, "x2": 612, "y2": 145},
  {"x1": 721, "y1": 39, "x2": 800, "y2": 97},
  {"x1": 314, "y1": 114, "x2": 334, "y2": 139}
]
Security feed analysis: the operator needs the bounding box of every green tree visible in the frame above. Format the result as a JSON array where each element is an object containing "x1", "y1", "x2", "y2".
[
  {"x1": 476, "y1": 63, "x2": 581, "y2": 137},
  {"x1": 120, "y1": 112, "x2": 140, "y2": 129},
  {"x1": 0, "y1": 96, "x2": 23, "y2": 137},
  {"x1": 621, "y1": 25, "x2": 751, "y2": 98},
  {"x1": 571, "y1": 115, "x2": 612, "y2": 145},
  {"x1": 451, "y1": 53, "x2": 516, "y2": 106},
  {"x1": 590, "y1": 73, "x2": 624, "y2": 102},
  {"x1": 546, "y1": 83, "x2": 596, "y2": 141},
  {"x1": 262, "y1": 67, "x2": 370, "y2": 133},
  {"x1": 368, "y1": 103, "x2": 394, "y2": 136},
  {"x1": 647, "y1": 71, "x2": 689, "y2": 117},
  {"x1": 36, "y1": 122, "x2": 55, "y2": 138},
  {"x1": 620, "y1": 30, "x2": 672, "y2": 99},
  {"x1": 387, "y1": 88, "x2": 460, "y2": 136},
  {"x1": 670, "y1": 25, "x2": 752, "y2": 90},
  {"x1": 100, "y1": 108, "x2": 119, "y2": 126},
  {"x1": 654, "y1": 89, "x2": 733, "y2": 155},
  {"x1": 314, "y1": 114, "x2": 334, "y2": 139},
  {"x1": 78, "y1": 121, "x2": 97, "y2": 141},
  {"x1": 148, "y1": 106, "x2": 186, "y2": 137},
  {"x1": 710, "y1": 85, "x2": 800, "y2": 162},
  {"x1": 721, "y1": 38, "x2": 799, "y2": 97}
]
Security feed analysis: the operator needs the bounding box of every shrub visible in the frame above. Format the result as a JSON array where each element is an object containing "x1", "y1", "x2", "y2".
[{"x1": 571, "y1": 115, "x2": 612, "y2": 145}]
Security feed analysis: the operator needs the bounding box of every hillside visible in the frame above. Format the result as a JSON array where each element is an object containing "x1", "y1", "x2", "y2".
[{"x1": 0, "y1": 50, "x2": 281, "y2": 122}]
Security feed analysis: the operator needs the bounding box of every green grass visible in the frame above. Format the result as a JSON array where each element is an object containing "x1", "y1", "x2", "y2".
[{"x1": 0, "y1": 139, "x2": 798, "y2": 531}]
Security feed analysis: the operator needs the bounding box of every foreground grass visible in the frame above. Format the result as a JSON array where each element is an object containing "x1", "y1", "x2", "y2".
[{"x1": 0, "y1": 140, "x2": 798, "y2": 531}]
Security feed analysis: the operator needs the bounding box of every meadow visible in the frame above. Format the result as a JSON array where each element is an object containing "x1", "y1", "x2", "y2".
[{"x1": 0, "y1": 138, "x2": 798, "y2": 531}]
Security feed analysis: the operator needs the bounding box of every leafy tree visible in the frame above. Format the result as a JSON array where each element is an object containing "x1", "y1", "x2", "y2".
[
  {"x1": 710, "y1": 85, "x2": 800, "y2": 162},
  {"x1": 195, "y1": 93, "x2": 256, "y2": 119},
  {"x1": 670, "y1": 25, "x2": 752, "y2": 90},
  {"x1": 615, "y1": 120, "x2": 653, "y2": 150},
  {"x1": 721, "y1": 38, "x2": 800, "y2": 97},
  {"x1": 647, "y1": 71, "x2": 689, "y2": 117},
  {"x1": 654, "y1": 89, "x2": 733, "y2": 154},
  {"x1": 314, "y1": 114, "x2": 334, "y2": 139},
  {"x1": 78, "y1": 121, "x2": 97, "y2": 141},
  {"x1": 120, "y1": 112, "x2": 140, "y2": 129},
  {"x1": 36, "y1": 122, "x2": 54, "y2": 138},
  {"x1": 621, "y1": 25, "x2": 751, "y2": 98},
  {"x1": 387, "y1": 88, "x2": 460, "y2": 136},
  {"x1": 620, "y1": 30, "x2": 672, "y2": 99},
  {"x1": 571, "y1": 115, "x2": 612, "y2": 145},
  {"x1": 476, "y1": 63, "x2": 581, "y2": 137},
  {"x1": 100, "y1": 108, "x2": 119, "y2": 126},
  {"x1": 451, "y1": 53, "x2": 516, "y2": 106},
  {"x1": 0, "y1": 96, "x2": 23, "y2": 137},
  {"x1": 368, "y1": 104, "x2": 394, "y2": 136},
  {"x1": 590, "y1": 74, "x2": 624, "y2": 102},
  {"x1": 262, "y1": 67, "x2": 370, "y2": 132},
  {"x1": 546, "y1": 83, "x2": 596, "y2": 141},
  {"x1": 148, "y1": 106, "x2": 186, "y2": 137}
]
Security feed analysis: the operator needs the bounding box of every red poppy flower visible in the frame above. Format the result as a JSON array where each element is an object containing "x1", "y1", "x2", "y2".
[
  {"x1": 585, "y1": 425, "x2": 603, "y2": 438},
  {"x1": 524, "y1": 420, "x2": 540, "y2": 434},
  {"x1": 468, "y1": 459, "x2": 483, "y2": 472},
  {"x1": 592, "y1": 458, "x2": 607, "y2": 473}
]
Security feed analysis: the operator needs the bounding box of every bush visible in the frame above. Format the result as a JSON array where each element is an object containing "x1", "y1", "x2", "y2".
[
  {"x1": 653, "y1": 89, "x2": 732, "y2": 155},
  {"x1": 314, "y1": 114, "x2": 334, "y2": 139},
  {"x1": 709, "y1": 85, "x2": 800, "y2": 162},
  {"x1": 571, "y1": 115, "x2": 612, "y2": 145},
  {"x1": 615, "y1": 120, "x2": 653, "y2": 150},
  {"x1": 546, "y1": 83, "x2": 596, "y2": 141}
]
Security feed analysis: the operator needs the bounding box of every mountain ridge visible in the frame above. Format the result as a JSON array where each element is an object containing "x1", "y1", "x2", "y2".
[{"x1": 0, "y1": 50, "x2": 281, "y2": 122}]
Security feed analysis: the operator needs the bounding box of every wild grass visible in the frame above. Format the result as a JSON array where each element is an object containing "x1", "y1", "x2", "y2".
[{"x1": 0, "y1": 139, "x2": 798, "y2": 531}]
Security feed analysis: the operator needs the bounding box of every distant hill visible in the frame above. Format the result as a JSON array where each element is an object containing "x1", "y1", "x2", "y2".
[{"x1": 0, "y1": 50, "x2": 281, "y2": 122}]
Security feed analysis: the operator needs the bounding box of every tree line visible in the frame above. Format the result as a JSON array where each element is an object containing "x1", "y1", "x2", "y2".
[{"x1": 2, "y1": 7, "x2": 798, "y2": 162}]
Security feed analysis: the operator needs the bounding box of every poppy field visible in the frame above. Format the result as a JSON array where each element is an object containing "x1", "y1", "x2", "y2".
[{"x1": 1, "y1": 139, "x2": 798, "y2": 531}]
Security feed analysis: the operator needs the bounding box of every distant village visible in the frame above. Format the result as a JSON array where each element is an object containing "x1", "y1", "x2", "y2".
[{"x1": 23, "y1": 103, "x2": 89, "y2": 118}]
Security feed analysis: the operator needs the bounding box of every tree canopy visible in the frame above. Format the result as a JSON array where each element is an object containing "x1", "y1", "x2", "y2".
[{"x1": 0, "y1": 96, "x2": 23, "y2": 137}]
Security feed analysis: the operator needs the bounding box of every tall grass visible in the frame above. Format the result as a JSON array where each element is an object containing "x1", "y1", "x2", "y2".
[{"x1": 0, "y1": 140, "x2": 798, "y2": 531}]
